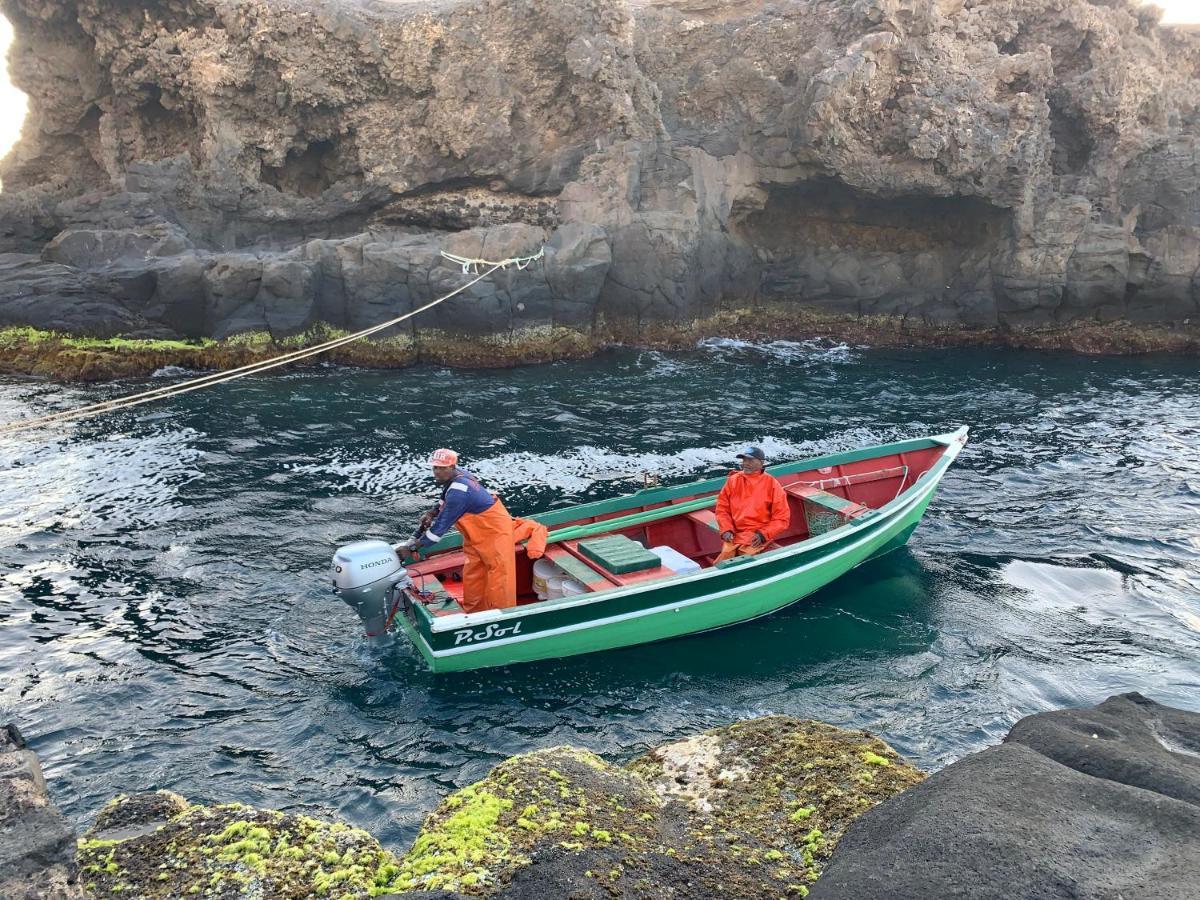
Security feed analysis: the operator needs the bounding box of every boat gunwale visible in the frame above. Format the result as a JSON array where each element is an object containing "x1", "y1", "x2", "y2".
[{"x1": 419, "y1": 427, "x2": 967, "y2": 636}]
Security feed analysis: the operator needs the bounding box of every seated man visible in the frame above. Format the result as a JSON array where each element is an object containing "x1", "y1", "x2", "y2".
[
  {"x1": 401, "y1": 448, "x2": 517, "y2": 613},
  {"x1": 714, "y1": 445, "x2": 790, "y2": 564}
]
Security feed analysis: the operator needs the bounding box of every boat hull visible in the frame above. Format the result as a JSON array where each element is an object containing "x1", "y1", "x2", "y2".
[{"x1": 395, "y1": 433, "x2": 959, "y2": 673}]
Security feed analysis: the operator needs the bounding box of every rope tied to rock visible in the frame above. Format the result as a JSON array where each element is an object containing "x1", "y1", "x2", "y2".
[
  {"x1": 439, "y1": 246, "x2": 545, "y2": 275},
  {"x1": 1, "y1": 246, "x2": 546, "y2": 436}
]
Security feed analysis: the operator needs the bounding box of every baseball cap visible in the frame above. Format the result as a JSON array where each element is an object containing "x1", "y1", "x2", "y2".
[
  {"x1": 736, "y1": 446, "x2": 766, "y2": 462},
  {"x1": 429, "y1": 448, "x2": 459, "y2": 467}
]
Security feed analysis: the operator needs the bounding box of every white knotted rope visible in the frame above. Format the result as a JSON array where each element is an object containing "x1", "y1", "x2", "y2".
[{"x1": 439, "y1": 246, "x2": 545, "y2": 275}]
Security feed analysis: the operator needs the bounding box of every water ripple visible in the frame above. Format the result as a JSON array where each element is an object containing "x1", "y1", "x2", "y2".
[{"x1": 1, "y1": 346, "x2": 1199, "y2": 848}]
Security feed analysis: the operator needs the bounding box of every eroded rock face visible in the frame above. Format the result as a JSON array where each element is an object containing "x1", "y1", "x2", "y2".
[
  {"x1": 0, "y1": 0, "x2": 1198, "y2": 340},
  {"x1": 809, "y1": 693, "x2": 1200, "y2": 900},
  {"x1": 0, "y1": 723, "x2": 85, "y2": 900}
]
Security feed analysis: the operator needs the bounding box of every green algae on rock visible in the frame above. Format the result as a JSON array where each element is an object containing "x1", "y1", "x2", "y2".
[
  {"x1": 3, "y1": 307, "x2": 1197, "y2": 383},
  {"x1": 0, "y1": 323, "x2": 596, "y2": 383},
  {"x1": 76, "y1": 791, "x2": 407, "y2": 898},
  {"x1": 0, "y1": 325, "x2": 417, "y2": 383},
  {"x1": 396, "y1": 717, "x2": 923, "y2": 899},
  {"x1": 393, "y1": 746, "x2": 664, "y2": 895},
  {"x1": 627, "y1": 716, "x2": 926, "y2": 891},
  {"x1": 71, "y1": 718, "x2": 923, "y2": 899}
]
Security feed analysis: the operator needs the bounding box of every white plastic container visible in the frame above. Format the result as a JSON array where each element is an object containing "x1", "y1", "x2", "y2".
[
  {"x1": 559, "y1": 579, "x2": 588, "y2": 597},
  {"x1": 544, "y1": 574, "x2": 572, "y2": 600},
  {"x1": 532, "y1": 558, "x2": 565, "y2": 599},
  {"x1": 649, "y1": 545, "x2": 702, "y2": 575}
]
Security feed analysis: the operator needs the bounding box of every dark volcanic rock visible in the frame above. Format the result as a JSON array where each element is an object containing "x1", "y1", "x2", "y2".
[
  {"x1": 60, "y1": 724, "x2": 918, "y2": 900},
  {"x1": 1006, "y1": 691, "x2": 1200, "y2": 807},
  {"x1": 12, "y1": 700, "x2": 1200, "y2": 898},
  {"x1": 0, "y1": 0, "x2": 1197, "y2": 341},
  {"x1": 809, "y1": 693, "x2": 1200, "y2": 900},
  {"x1": 0, "y1": 723, "x2": 85, "y2": 900}
]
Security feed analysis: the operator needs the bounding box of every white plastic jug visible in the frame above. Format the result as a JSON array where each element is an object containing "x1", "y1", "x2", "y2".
[
  {"x1": 532, "y1": 557, "x2": 565, "y2": 599},
  {"x1": 544, "y1": 574, "x2": 572, "y2": 600},
  {"x1": 559, "y1": 578, "x2": 588, "y2": 597}
]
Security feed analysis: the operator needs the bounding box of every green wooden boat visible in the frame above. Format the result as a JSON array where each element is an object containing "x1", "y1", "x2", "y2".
[{"x1": 332, "y1": 427, "x2": 968, "y2": 672}]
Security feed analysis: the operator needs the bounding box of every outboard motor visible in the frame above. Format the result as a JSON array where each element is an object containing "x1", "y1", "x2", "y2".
[{"x1": 331, "y1": 540, "x2": 413, "y2": 637}]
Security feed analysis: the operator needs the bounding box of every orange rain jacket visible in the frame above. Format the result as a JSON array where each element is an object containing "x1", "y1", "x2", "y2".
[
  {"x1": 512, "y1": 517, "x2": 549, "y2": 559},
  {"x1": 715, "y1": 470, "x2": 790, "y2": 545}
]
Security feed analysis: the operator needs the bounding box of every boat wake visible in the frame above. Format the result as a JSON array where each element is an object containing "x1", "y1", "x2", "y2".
[{"x1": 291, "y1": 427, "x2": 921, "y2": 505}]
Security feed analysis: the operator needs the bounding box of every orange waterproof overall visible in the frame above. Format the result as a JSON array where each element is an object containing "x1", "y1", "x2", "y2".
[
  {"x1": 714, "y1": 470, "x2": 791, "y2": 564},
  {"x1": 456, "y1": 497, "x2": 518, "y2": 613}
]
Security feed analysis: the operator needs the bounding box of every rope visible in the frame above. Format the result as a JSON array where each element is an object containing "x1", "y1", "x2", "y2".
[
  {"x1": 440, "y1": 246, "x2": 545, "y2": 275},
  {"x1": 1, "y1": 247, "x2": 544, "y2": 436}
]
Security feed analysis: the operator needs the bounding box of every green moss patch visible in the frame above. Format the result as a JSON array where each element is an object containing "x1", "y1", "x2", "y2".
[
  {"x1": 6, "y1": 305, "x2": 1193, "y2": 383},
  {"x1": 0, "y1": 323, "x2": 595, "y2": 382},
  {"x1": 628, "y1": 716, "x2": 925, "y2": 890},
  {"x1": 77, "y1": 795, "x2": 406, "y2": 898},
  {"x1": 394, "y1": 746, "x2": 662, "y2": 894},
  {"x1": 77, "y1": 718, "x2": 924, "y2": 899}
]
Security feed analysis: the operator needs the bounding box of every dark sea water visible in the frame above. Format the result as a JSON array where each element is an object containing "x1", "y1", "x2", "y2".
[{"x1": 2, "y1": 340, "x2": 1199, "y2": 849}]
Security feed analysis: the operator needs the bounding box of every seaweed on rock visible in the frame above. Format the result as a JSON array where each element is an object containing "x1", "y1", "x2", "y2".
[
  {"x1": 77, "y1": 792, "x2": 407, "y2": 898},
  {"x1": 71, "y1": 718, "x2": 923, "y2": 899},
  {"x1": 397, "y1": 718, "x2": 923, "y2": 899}
]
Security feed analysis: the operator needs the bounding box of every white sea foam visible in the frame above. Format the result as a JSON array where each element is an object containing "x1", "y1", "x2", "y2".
[
  {"x1": 630, "y1": 349, "x2": 691, "y2": 377},
  {"x1": 294, "y1": 428, "x2": 904, "y2": 503},
  {"x1": 696, "y1": 337, "x2": 861, "y2": 366},
  {"x1": 151, "y1": 365, "x2": 200, "y2": 379}
]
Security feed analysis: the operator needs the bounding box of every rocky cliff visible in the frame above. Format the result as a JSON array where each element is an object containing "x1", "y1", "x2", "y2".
[{"x1": 0, "y1": 0, "x2": 1198, "y2": 343}]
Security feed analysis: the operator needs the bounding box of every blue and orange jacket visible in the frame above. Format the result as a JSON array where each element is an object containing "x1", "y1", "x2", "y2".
[{"x1": 417, "y1": 469, "x2": 496, "y2": 548}]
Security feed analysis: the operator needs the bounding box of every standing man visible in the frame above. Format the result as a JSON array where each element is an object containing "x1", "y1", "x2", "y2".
[
  {"x1": 402, "y1": 448, "x2": 517, "y2": 613},
  {"x1": 714, "y1": 445, "x2": 790, "y2": 564}
]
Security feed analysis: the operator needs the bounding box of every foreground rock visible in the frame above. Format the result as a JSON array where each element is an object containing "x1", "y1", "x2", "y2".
[
  {"x1": 810, "y1": 693, "x2": 1200, "y2": 900},
  {"x1": 399, "y1": 718, "x2": 920, "y2": 898},
  {"x1": 0, "y1": 0, "x2": 1198, "y2": 340},
  {"x1": 9, "y1": 698, "x2": 1198, "y2": 898},
  {"x1": 0, "y1": 724, "x2": 85, "y2": 900},
  {"x1": 64, "y1": 718, "x2": 919, "y2": 899}
]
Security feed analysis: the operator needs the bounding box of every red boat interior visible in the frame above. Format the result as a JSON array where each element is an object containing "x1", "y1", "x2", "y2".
[{"x1": 406, "y1": 443, "x2": 947, "y2": 616}]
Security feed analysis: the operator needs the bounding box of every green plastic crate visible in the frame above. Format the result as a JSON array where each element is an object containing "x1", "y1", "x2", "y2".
[{"x1": 577, "y1": 534, "x2": 660, "y2": 574}]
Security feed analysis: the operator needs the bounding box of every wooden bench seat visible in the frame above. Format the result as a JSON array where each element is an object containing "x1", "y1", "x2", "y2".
[
  {"x1": 542, "y1": 545, "x2": 612, "y2": 593},
  {"x1": 406, "y1": 550, "x2": 467, "y2": 577},
  {"x1": 798, "y1": 465, "x2": 906, "y2": 491},
  {"x1": 686, "y1": 508, "x2": 721, "y2": 531}
]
